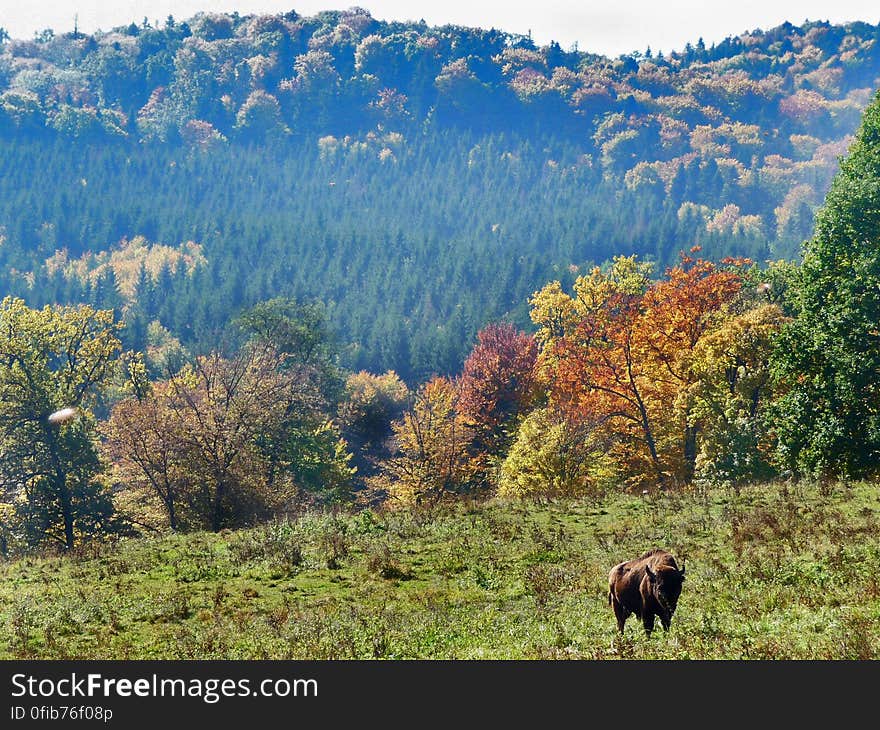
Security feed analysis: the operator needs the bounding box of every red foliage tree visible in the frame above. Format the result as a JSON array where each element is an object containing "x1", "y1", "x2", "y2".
[{"x1": 457, "y1": 322, "x2": 541, "y2": 463}]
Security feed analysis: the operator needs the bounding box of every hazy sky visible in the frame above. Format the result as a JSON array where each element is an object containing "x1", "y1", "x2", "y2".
[{"x1": 2, "y1": 1, "x2": 879, "y2": 57}]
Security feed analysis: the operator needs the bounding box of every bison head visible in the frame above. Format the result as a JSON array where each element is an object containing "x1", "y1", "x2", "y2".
[{"x1": 645, "y1": 562, "x2": 685, "y2": 618}]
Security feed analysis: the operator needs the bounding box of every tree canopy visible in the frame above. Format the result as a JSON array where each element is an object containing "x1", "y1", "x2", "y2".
[
  {"x1": 771, "y1": 89, "x2": 880, "y2": 479},
  {"x1": 0, "y1": 297, "x2": 122, "y2": 549},
  {"x1": 0, "y1": 13, "x2": 878, "y2": 378}
]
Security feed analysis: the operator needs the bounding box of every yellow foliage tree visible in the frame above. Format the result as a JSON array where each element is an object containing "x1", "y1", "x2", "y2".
[
  {"x1": 497, "y1": 408, "x2": 615, "y2": 498},
  {"x1": 375, "y1": 377, "x2": 474, "y2": 506},
  {"x1": 0, "y1": 297, "x2": 122, "y2": 550},
  {"x1": 529, "y1": 255, "x2": 654, "y2": 352}
]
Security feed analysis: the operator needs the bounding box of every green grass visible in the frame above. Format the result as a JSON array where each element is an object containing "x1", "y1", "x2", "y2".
[{"x1": 2, "y1": 479, "x2": 879, "y2": 659}]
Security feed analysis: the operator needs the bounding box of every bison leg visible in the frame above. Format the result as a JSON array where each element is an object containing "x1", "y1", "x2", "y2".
[
  {"x1": 611, "y1": 598, "x2": 629, "y2": 633},
  {"x1": 642, "y1": 611, "x2": 656, "y2": 636},
  {"x1": 660, "y1": 615, "x2": 671, "y2": 632}
]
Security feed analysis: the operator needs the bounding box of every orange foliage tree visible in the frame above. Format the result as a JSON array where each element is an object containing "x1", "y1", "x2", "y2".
[{"x1": 540, "y1": 250, "x2": 743, "y2": 487}]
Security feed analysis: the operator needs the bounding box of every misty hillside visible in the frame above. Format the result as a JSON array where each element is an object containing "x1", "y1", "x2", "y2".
[{"x1": 1, "y1": 9, "x2": 878, "y2": 377}]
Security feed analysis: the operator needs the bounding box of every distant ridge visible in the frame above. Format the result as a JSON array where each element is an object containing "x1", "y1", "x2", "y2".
[{"x1": 0, "y1": 10, "x2": 878, "y2": 377}]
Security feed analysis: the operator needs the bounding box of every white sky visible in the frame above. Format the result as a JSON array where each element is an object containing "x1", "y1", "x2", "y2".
[{"x1": 1, "y1": 1, "x2": 879, "y2": 57}]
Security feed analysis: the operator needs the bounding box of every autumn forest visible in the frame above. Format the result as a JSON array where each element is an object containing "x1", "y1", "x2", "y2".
[
  {"x1": 0, "y1": 7, "x2": 879, "y2": 661},
  {"x1": 0, "y1": 5, "x2": 879, "y2": 543}
]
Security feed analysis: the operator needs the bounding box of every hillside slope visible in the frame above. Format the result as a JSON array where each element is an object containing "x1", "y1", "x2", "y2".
[
  {"x1": 2, "y1": 479, "x2": 878, "y2": 659},
  {"x1": 1, "y1": 11, "x2": 879, "y2": 377}
]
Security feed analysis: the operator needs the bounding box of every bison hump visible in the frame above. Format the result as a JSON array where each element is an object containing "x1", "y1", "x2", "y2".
[{"x1": 637, "y1": 547, "x2": 672, "y2": 562}]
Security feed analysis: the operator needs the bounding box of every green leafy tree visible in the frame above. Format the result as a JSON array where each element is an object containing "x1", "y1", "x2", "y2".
[
  {"x1": 771, "y1": 90, "x2": 880, "y2": 480},
  {"x1": 688, "y1": 304, "x2": 787, "y2": 488},
  {"x1": 235, "y1": 298, "x2": 351, "y2": 502},
  {"x1": 0, "y1": 297, "x2": 122, "y2": 550},
  {"x1": 235, "y1": 297, "x2": 342, "y2": 401}
]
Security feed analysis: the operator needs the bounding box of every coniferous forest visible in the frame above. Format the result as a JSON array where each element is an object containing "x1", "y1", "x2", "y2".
[{"x1": 0, "y1": 10, "x2": 878, "y2": 378}]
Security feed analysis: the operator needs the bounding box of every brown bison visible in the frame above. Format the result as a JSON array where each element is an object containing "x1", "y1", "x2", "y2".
[{"x1": 608, "y1": 549, "x2": 685, "y2": 635}]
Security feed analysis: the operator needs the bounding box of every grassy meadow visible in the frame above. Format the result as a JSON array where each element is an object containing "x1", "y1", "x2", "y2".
[{"x1": 1, "y1": 479, "x2": 879, "y2": 660}]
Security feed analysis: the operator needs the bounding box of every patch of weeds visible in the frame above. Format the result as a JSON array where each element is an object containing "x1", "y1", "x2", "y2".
[
  {"x1": 45, "y1": 603, "x2": 80, "y2": 637},
  {"x1": 470, "y1": 563, "x2": 500, "y2": 591},
  {"x1": 525, "y1": 564, "x2": 567, "y2": 612},
  {"x1": 530, "y1": 524, "x2": 557, "y2": 552},
  {"x1": 836, "y1": 614, "x2": 878, "y2": 659},
  {"x1": 212, "y1": 583, "x2": 228, "y2": 612},
  {"x1": 7, "y1": 597, "x2": 37, "y2": 657},
  {"x1": 228, "y1": 522, "x2": 305, "y2": 576},
  {"x1": 435, "y1": 541, "x2": 468, "y2": 577},
  {"x1": 366, "y1": 543, "x2": 412, "y2": 581},
  {"x1": 157, "y1": 587, "x2": 191, "y2": 622},
  {"x1": 226, "y1": 531, "x2": 265, "y2": 564},
  {"x1": 265, "y1": 603, "x2": 291, "y2": 634},
  {"x1": 172, "y1": 622, "x2": 229, "y2": 660},
  {"x1": 268, "y1": 540, "x2": 304, "y2": 577},
  {"x1": 353, "y1": 509, "x2": 385, "y2": 535},
  {"x1": 170, "y1": 538, "x2": 220, "y2": 582},
  {"x1": 609, "y1": 632, "x2": 637, "y2": 659},
  {"x1": 319, "y1": 521, "x2": 349, "y2": 570}
]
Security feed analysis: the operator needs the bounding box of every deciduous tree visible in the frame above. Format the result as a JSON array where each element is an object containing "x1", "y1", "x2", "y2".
[
  {"x1": 457, "y1": 323, "x2": 541, "y2": 473},
  {"x1": 0, "y1": 297, "x2": 122, "y2": 550},
  {"x1": 375, "y1": 376, "x2": 474, "y2": 506},
  {"x1": 102, "y1": 380, "x2": 190, "y2": 531},
  {"x1": 688, "y1": 303, "x2": 787, "y2": 488},
  {"x1": 540, "y1": 252, "x2": 741, "y2": 487},
  {"x1": 497, "y1": 408, "x2": 611, "y2": 498},
  {"x1": 771, "y1": 90, "x2": 880, "y2": 479},
  {"x1": 160, "y1": 346, "x2": 293, "y2": 530}
]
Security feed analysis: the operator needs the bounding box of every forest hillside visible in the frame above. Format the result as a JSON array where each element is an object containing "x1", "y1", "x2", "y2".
[
  {"x1": 2, "y1": 9, "x2": 880, "y2": 662},
  {"x1": 1, "y1": 10, "x2": 879, "y2": 377}
]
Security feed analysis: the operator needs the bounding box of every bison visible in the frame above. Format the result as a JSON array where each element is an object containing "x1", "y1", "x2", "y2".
[{"x1": 608, "y1": 549, "x2": 685, "y2": 635}]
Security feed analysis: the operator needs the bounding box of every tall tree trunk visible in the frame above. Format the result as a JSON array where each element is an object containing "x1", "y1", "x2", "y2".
[
  {"x1": 58, "y1": 476, "x2": 75, "y2": 551},
  {"x1": 632, "y1": 384, "x2": 666, "y2": 486},
  {"x1": 683, "y1": 424, "x2": 698, "y2": 484},
  {"x1": 166, "y1": 494, "x2": 178, "y2": 532},
  {"x1": 211, "y1": 477, "x2": 226, "y2": 532},
  {"x1": 626, "y1": 342, "x2": 666, "y2": 487},
  {"x1": 45, "y1": 425, "x2": 75, "y2": 550}
]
